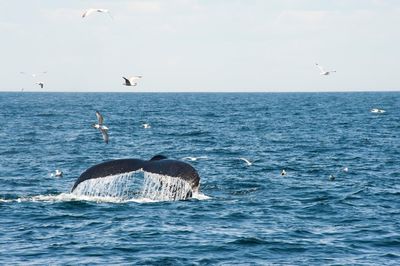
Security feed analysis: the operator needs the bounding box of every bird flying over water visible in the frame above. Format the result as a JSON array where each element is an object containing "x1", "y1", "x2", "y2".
[
  {"x1": 123, "y1": 76, "x2": 142, "y2": 86},
  {"x1": 238, "y1": 157, "x2": 253, "y2": 166},
  {"x1": 36, "y1": 82, "x2": 44, "y2": 89},
  {"x1": 82, "y1": 8, "x2": 113, "y2": 19},
  {"x1": 315, "y1": 63, "x2": 336, "y2": 76},
  {"x1": 92, "y1": 111, "x2": 109, "y2": 144}
]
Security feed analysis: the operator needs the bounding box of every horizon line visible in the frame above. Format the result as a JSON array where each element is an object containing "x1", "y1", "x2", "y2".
[{"x1": 1, "y1": 89, "x2": 399, "y2": 93}]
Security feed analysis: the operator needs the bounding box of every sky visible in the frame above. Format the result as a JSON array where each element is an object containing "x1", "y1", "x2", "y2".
[{"x1": 0, "y1": 0, "x2": 399, "y2": 92}]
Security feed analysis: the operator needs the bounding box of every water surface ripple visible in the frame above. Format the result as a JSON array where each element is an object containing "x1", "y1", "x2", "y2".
[{"x1": 0, "y1": 92, "x2": 399, "y2": 265}]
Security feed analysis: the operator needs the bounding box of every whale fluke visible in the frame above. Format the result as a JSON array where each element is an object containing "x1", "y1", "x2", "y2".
[
  {"x1": 71, "y1": 156, "x2": 200, "y2": 199},
  {"x1": 150, "y1": 155, "x2": 168, "y2": 161}
]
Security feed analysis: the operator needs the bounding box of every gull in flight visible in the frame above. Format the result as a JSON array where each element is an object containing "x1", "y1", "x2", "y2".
[
  {"x1": 182, "y1": 156, "x2": 208, "y2": 161},
  {"x1": 123, "y1": 76, "x2": 142, "y2": 86},
  {"x1": 238, "y1": 157, "x2": 253, "y2": 166},
  {"x1": 36, "y1": 82, "x2": 44, "y2": 89},
  {"x1": 92, "y1": 111, "x2": 109, "y2": 144},
  {"x1": 315, "y1": 63, "x2": 336, "y2": 76},
  {"x1": 82, "y1": 8, "x2": 113, "y2": 19}
]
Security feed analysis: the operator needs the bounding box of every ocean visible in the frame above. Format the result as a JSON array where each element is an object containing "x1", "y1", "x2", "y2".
[{"x1": 0, "y1": 92, "x2": 399, "y2": 265}]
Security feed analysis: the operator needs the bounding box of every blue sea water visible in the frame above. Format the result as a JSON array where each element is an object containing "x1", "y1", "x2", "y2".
[{"x1": 0, "y1": 92, "x2": 399, "y2": 265}]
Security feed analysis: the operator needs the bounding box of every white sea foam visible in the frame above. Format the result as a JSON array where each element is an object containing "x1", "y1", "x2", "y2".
[{"x1": 192, "y1": 192, "x2": 211, "y2": 200}]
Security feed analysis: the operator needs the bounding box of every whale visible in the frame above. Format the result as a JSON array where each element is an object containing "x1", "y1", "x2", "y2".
[{"x1": 71, "y1": 155, "x2": 200, "y2": 199}]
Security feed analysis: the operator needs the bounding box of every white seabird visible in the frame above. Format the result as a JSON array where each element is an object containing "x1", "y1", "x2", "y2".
[
  {"x1": 82, "y1": 8, "x2": 113, "y2": 19},
  {"x1": 315, "y1": 63, "x2": 336, "y2": 76},
  {"x1": 55, "y1": 169, "x2": 63, "y2": 177},
  {"x1": 92, "y1": 111, "x2": 109, "y2": 144},
  {"x1": 182, "y1": 156, "x2": 208, "y2": 161},
  {"x1": 238, "y1": 157, "x2": 253, "y2": 166},
  {"x1": 123, "y1": 76, "x2": 142, "y2": 86},
  {"x1": 281, "y1": 169, "x2": 287, "y2": 176},
  {"x1": 370, "y1": 108, "x2": 386, "y2": 113},
  {"x1": 142, "y1": 123, "x2": 151, "y2": 129}
]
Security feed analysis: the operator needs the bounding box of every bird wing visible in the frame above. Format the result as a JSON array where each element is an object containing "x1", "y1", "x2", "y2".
[
  {"x1": 239, "y1": 158, "x2": 251, "y2": 164},
  {"x1": 122, "y1": 77, "x2": 131, "y2": 86},
  {"x1": 96, "y1": 111, "x2": 104, "y2": 125},
  {"x1": 82, "y1": 8, "x2": 96, "y2": 18},
  {"x1": 315, "y1": 63, "x2": 325, "y2": 73},
  {"x1": 101, "y1": 128, "x2": 109, "y2": 144},
  {"x1": 129, "y1": 76, "x2": 142, "y2": 83},
  {"x1": 97, "y1": 9, "x2": 113, "y2": 19}
]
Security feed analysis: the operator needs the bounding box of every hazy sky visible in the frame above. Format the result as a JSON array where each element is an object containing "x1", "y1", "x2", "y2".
[{"x1": 1, "y1": 0, "x2": 399, "y2": 92}]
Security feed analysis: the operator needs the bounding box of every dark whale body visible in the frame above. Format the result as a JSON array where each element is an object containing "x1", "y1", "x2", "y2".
[{"x1": 71, "y1": 155, "x2": 200, "y2": 196}]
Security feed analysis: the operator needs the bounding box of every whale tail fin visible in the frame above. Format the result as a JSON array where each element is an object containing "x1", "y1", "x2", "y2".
[{"x1": 150, "y1": 155, "x2": 168, "y2": 161}]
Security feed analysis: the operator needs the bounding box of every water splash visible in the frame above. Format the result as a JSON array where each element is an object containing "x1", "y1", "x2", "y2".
[
  {"x1": 71, "y1": 171, "x2": 140, "y2": 199},
  {"x1": 140, "y1": 172, "x2": 193, "y2": 201},
  {"x1": 71, "y1": 170, "x2": 194, "y2": 202}
]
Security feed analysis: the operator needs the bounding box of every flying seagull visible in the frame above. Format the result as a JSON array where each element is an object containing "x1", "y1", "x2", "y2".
[
  {"x1": 82, "y1": 8, "x2": 113, "y2": 19},
  {"x1": 238, "y1": 157, "x2": 253, "y2": 166},
  {"x1": 315, "y1": 63, "x2": 336, "y2": 76},
  {"x1": 36, "y1": 82, "x2": 44, "y2": 89},
  {"x1": 123, "y1": 76, "x2": 142, "y2": 86},
  {"x1": 92, "y1": 111, "x2": 109, "y2": 144}
]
